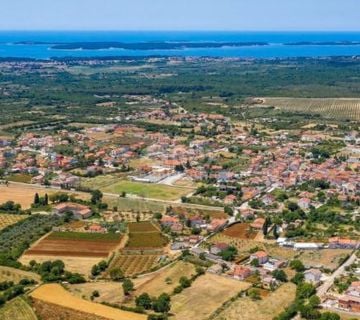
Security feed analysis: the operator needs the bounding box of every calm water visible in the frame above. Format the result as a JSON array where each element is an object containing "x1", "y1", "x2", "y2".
[{"x1": 1, "y1": 31, "x2": 360, "y2": 59}]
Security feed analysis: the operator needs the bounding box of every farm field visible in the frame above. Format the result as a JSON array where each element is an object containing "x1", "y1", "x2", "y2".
[
  {"x1": 260, "y1": 97, "x2": 360, "y2": 121},
  {"x1": 297, "y1": 249, "x2": 353, "y2": 270},
  {"x1": 214, "y1": 283, "x2": 296, "y2": 320},
  {"x1": 126, "y1": 221, "x2": 168, "y2": 250},
  {"x1": 104, "y1": 195, "x2": 167, "y2": 214},
  {"x1": 0, "y1": 183, "x2": 89, "y2": 209},
  {"x1": 0, "y1": 214, "x2": 26, "y2": 230},
  {"x1": 128, "y1": 221, "x2": 159, "y2": 232},
  {"x1": 24, "y1": 231, "x2": 122, "y2": 258},
  {"x1": 170, "y1": 273, "x2": 251, "y2": 320},
  {"x1": 30, "y1": 283, "x2": 147, "y2": 320},
  {"x1": 66, "y1": 281, "x2": 125, "y2": 305},
  {"x1": 0, "y1": 265, "x2": 40, "y2": 283},
  {"x1": 222, "y1": 223, "x2": 258, "y2": 240},
  {"x1": 101, "y1": 180, "x2": 191, "y2": 201},
  {"x1": 0, "y1": 297, "x2": 37, "y2": 320},
  {"x1": 135, "y1": 261, "x2": 196, "y2": 297},
  {"x1": 20, "y1": 254, "x2": 101, "y2": 276},
  {"x1": 109, "y1": 254, "x2": 160, "y2": 277}
]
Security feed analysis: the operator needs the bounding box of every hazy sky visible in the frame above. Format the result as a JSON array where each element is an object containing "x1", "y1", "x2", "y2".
[{"x1": 1, "y1": 0, "x2": 359, "y2": 31}]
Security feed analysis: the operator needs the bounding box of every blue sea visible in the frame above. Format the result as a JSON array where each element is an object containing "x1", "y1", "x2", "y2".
[{"x1": 1, "y1": 31, "x2": 360, "y2": 59}]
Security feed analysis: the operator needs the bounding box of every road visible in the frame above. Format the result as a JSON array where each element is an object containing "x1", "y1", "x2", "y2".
[{"x1": 317, "y1": 252, "x2": 357, "y2": 299}]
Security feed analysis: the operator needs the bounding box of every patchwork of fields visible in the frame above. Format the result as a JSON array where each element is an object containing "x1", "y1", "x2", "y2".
[{"x1": 260, "y1": 97, "x2": 360, "y2": 121}]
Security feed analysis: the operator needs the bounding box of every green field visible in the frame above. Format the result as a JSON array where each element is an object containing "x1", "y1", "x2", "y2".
[
  {"x1": 104, "y1": 196, "x2": 167, "y2": 213},
  {"x1": 48, "y1": 231, "x2": 121, "y2": 242},
  {"x1": 102, "y1": 180, "x2": 192, "y2": 201}
]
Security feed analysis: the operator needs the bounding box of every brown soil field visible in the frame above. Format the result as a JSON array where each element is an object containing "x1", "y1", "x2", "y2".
[
  {"x1": 222, "y1": 223, "x2": 258, "y2": 240},
  {"x1": 24, "y1": 232, "x2": 122, "y2": 258},
  {"x1": 134, "y1": 261, "x2": 196, "y2": 297},
  {"x1": 171, "y1": 273, "x2": 251, "y2": 320},
  {"x1": 30, "y1": 284, "x2": 147, "y2": 320},
  {"x1": 214, "y1": 283, "x2": 296, "y2": 320}
]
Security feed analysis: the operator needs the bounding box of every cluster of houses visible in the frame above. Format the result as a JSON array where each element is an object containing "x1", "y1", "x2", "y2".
[{"x1": 338, "y1": 281, "x2": 360, "y2": 312}]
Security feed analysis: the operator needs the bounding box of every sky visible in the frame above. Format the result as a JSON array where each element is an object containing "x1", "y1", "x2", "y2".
[{"x1": 0, "y1": 0, "x2": 359, "y2": 31}]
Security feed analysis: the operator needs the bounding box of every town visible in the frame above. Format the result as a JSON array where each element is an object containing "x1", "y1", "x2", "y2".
[{"x1": 0, "y1": 54, "x2": 359, "y2": 320}]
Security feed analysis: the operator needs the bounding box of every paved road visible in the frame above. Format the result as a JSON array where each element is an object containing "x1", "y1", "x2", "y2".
[{"x1": 317, "y1": 252, "x2": 357, "y2": 299}]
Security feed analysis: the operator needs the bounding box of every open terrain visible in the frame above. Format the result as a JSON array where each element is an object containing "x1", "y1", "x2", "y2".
[
  {"x1": 0, "y1": 183, "x2": 89, "y2": 209},
  {"x1": 102, "y1": 180, "x2": 192, "y2": 201},
  {"x1": 0, "y1": 214, "x2": 27, "y2": 230},
  {"x1": 297, "y1": 249, "x2": 353, "y2": 270},
  {"x1": 170, "y1": 273, "x2": 251, "y2": 320},
  {"x1": 108, "y1": 254, "x2": 161, "y2": 277},
  {"x1": 222, "y1": 223, "x2": 259, "y2": 240},
  {"x1": 66, "y1": 281, "x2": 125, "y2": 305},
  {"x1": 260, "y1": 97, "x2": 360, "y2": 121},
  {"x1": 125, "y1": 221, "x2": 168, "y2": 250},
  {"x1": 31, "y1": 283, "x2": 147, "y2": 320},
  {"x1": 214, "y1": 283, "x2": 297, "y2": 320},
  {"x1": 0, "y1": 265, "x2": 40, "y2": 282},
  {"x1": 0, "y1": 297, "x2": 37, "y2": 320},
  {"x1": 135, "y1": 261, "x2": 197, "y2": 297},
  {"x1": 24, "y1": 232, "x2": 122, "y2": 258}
]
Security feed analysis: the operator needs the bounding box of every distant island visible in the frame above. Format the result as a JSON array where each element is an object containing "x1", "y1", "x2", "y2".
[
  {"x1": 285, "y1": 41, "x2": 360, "y2": 46},
  {"x1": 13, "y1": 41, "x2": 269, "y2": 51}
]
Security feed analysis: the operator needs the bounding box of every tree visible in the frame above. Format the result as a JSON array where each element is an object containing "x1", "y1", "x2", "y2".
[
  {"x1": 122, "y1": 278, "x2": 134, "y2": 296},
  {"x1": 296, "y1": 283, "x2": 316, "y2": 299},
  {"x1": 291, "y1": 272, "x2": 305, "y2": 285},
  {"x1": 153, "y1": 293, "x2": 171, "y2": 314},
  {"x1": 220, "y1": 246, "x2": 238, "y2": 261},
  {"x1": 263, "y1": 217, "x2": 271, "y2": 236},
  {"x1": 272, "y1": 269, "x2": 288, "y2": 282},
  {"x1": 135, "y1": 293, "x2": 152, "y2": 310},
  {"x1": 273, "y1": 225, "x2": 279, "y2": 239},
  {"x1": 91, "y1": 264, "x2": 99, "y2": 277},
  {"x1": 224, "y1": 205, "x2": 234, "y2": 216},
  {"x1": 319, "y1": 312, "x2": 340, "y2": 320},
  {"x1": 34, "y1": 193, "x2": 40, "y2": 205},
  {"x1": 290, "y1": 259, "x2": 305, "y2": 272},
  {"x1": 248, "y1": 288, "x2": 261, "y2": 300},
  {"x1": 250, "y1": 258, "x2": 259, "y2": 267},
  {"x1": 308, "y1": 295, "x2": 321, "y2": 308},
  {"x1": 44, "y1": 193, "x2": 49, "y2": 206},
  {"x1": 109, "y1": 268, "x2": 124, "y2": 281},
  {"x1": 91, "y1": 189, "x2": 103, "y2": 204},
  {"x1": 179, "y1": 276, "x2": 191, "y2": 288}
]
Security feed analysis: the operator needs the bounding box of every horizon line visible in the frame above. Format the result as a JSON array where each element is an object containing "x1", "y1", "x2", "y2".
[{"x1": 0, "y1": 29, "x2": 360, "y2": 33}]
